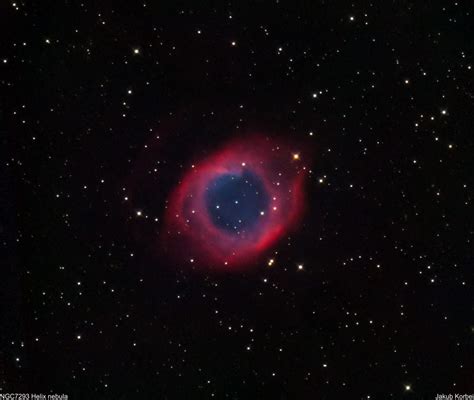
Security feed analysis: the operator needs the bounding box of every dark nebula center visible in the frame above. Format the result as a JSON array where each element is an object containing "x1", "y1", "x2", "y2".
[{"x1": 206, "y1": 170, "x2": 269, "y2": 233}]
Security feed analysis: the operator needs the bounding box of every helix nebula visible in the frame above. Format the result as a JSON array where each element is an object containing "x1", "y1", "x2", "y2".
[{"x1": 163, "y1": 135, "x2": 310, "y2": 270}]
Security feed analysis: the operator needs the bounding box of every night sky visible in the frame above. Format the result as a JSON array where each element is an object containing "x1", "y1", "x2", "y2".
[{"x1": 2, "y1": 1, "x2": 474, "y2": 398}]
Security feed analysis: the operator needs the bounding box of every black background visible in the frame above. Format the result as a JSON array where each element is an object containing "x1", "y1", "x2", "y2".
[{"x1": 1, "y1": 1, "x2": 474, "y2": 398}]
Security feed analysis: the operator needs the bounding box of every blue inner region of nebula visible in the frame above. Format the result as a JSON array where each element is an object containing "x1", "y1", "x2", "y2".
[{"x1": 205, "y1": 170, "x2": 269, "y2": 234}]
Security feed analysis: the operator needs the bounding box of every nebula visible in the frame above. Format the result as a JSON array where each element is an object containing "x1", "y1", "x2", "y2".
[{"x1": 163, "y1": 135, "x2": 309, "y2": 270}]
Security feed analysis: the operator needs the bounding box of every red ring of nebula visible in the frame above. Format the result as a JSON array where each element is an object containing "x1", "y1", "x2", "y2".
[{"x1": 163, "y1": 135, "x2": 310, "y2": 270}]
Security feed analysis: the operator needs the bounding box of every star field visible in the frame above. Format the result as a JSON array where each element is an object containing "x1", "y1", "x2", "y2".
[{"x1": 1, "y1": 1, "x2": 474, "y2": 398}]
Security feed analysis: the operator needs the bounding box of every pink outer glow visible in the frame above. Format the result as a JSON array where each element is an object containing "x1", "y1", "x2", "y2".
[{"x1": 162, "y1": 135, "x2": 309, "y2": 270}]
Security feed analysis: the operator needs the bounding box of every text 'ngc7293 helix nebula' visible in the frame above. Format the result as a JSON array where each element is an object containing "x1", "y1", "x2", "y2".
[{"x1": 163, "y1": 135, "x2": 310, "y2": 270}]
